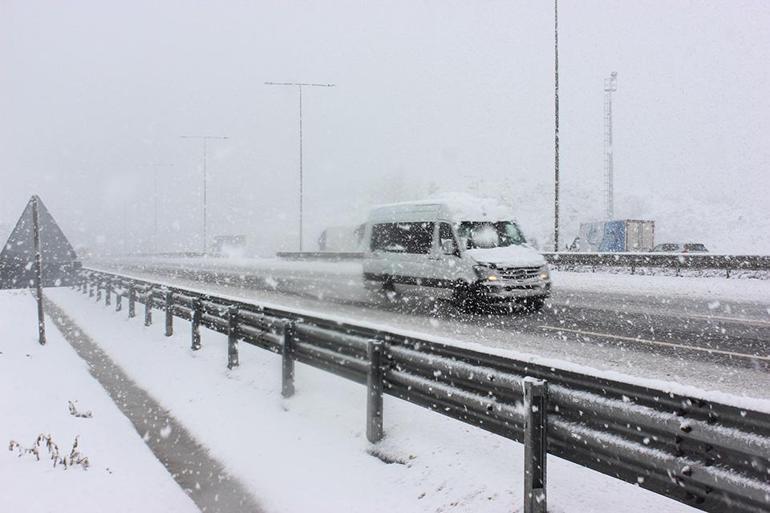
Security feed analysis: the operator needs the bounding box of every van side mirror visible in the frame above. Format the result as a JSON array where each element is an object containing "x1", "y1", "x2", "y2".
[{"x1": 441, "y1": 239, "x2": 458, "y2": 256}]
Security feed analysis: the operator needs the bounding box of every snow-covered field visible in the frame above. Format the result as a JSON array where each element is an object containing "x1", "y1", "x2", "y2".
[
  {"x1": 43, "y1": 286, "x2": 708, "y2": 513},
  {"x1": 0, "y1": 290, "x2": 198, "y2": 513}
]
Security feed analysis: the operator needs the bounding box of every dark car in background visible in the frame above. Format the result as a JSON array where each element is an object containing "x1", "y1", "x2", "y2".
[{"x1": 652, "y1": 243, "x2": 709, "y2": 253}]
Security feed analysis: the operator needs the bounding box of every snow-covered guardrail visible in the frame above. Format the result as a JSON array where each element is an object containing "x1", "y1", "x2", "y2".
[
  {"x1": 543, "y1": 252, "x2": 770, "y2": 278},
  {"x1": 276, "y1": 251, "x2": 365, "y2": 261},
  {"x1": 76, "y1": 268, "x2": 770, "y2": 513}
]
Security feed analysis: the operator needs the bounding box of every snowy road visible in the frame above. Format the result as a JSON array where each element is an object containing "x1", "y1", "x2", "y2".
[{"x1": 90, "y1": 258, "x2": 770, "y2": 399}]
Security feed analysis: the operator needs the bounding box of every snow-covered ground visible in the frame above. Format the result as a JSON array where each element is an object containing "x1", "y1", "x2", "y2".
[
  {"x1": 0, "y1": 290, "x2": 198, "y2": 513},
  {"x1": 45, "y1": 286, "x2": 712, "y2": 513}
]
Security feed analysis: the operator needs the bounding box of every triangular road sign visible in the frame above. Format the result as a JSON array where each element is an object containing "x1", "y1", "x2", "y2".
[{"x1": 0, "y1": 196, "x2": 81, "y2": 289}]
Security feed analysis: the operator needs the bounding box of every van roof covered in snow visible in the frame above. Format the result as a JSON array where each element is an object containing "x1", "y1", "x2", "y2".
[{"x1": 369, "y1": 193, "x2": 513, "y2": 224}]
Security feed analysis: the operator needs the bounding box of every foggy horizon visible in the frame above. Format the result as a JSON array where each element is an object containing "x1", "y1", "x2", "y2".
[{"x1": 2, "y1": 0, "x2": 769, "y2": 254}]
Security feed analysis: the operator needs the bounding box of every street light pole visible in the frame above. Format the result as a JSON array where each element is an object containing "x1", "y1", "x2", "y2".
[
  {"x1": 265, "y1": 81, "x2": 335, "y2": 251},
  {"x1": 180, "y1": 135, "x2": 229, "y2": 255},
  {"x1": 554, "y1": 0, "x2": 560, "y2": 253}
]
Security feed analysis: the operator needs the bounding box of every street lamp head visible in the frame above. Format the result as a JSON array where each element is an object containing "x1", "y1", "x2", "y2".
[
  {"x1": 265, "y1": 81, "x2": 335, "y2": 88},
  {"x1": 604, "y1": 72, "x2": 618, "y2": 92}
]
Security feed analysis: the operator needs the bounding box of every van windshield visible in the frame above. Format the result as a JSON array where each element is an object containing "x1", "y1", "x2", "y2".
[{"x1": 457, "y1": 221, "x2": 526, "y2": 249}]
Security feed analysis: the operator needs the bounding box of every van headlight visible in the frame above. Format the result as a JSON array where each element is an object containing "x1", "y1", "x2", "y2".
[
  {"x1": 474, "y1": 265, "x2": 501, "y2": 282},
  {"x1": 539, "y1": 265, "x2": 550, "y2": 281}
]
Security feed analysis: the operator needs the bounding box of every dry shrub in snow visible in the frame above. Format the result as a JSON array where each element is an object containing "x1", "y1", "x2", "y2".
[
  {"x1": 67, "y1": 400, "x2": 93, "y2": 418},
  {"x1": 8, "y1": 434, "x2": 89, "y2": 470}
]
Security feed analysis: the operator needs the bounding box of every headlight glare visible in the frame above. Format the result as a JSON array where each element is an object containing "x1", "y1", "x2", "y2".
[{"x1": 473, "y1": 265, "x2": 500, "y2": 281}]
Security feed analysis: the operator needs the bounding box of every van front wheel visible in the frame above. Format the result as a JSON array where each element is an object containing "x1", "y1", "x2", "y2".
[
  {"x1": 452, "y1": 284, "x2": 484, "y2": 314},
  {"x1": 381, "y1": 276, "x2": 398, "y2": 301},
  {"x1": 521, "y1": 297, "x2": 546, "y2": 312}
]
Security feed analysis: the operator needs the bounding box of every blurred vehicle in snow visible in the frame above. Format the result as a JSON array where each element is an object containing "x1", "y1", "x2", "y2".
[
  {"x1": 362, "y1": 194, "x2": 550, "y2": 312},
  {"x1": 652, "y1": 242, "x2": 709, "y2": 253},
  {"x1": 575, "y1": 219, "x2": 655, "y2": 252},
  {"x1": 317, "y1": 224, "x2": 365, "y2": 252},
  {"x1": 212, "y1": 235, "x2": 247, "y2": 257}
]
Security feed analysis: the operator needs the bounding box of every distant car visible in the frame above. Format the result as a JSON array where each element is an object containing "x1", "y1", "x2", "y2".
[{"x1": 652, "y1": 243, "x2": 708, "y2": 253}]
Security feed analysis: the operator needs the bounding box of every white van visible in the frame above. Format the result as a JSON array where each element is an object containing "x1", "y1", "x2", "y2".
[{"x1": 362, "y1": 195, "x2": 551, "y2": 311}]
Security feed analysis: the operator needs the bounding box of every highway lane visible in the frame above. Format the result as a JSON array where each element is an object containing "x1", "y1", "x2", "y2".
[{"x1": 88, "y1": 260, "x2": 770, "y2": 396}]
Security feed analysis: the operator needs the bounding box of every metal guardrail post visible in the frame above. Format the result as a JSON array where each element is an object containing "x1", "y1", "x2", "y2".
[
  {"x1": 89, "y1": 281, "x2": 94, "y2": 298},
  {"x1": 81, "y1": 278, "x2": 87, "y2": 294},
  {"x1": 191, "y1": 299, "x2": 202, "y2": 350},
  {"x1": 164, "y1": 290, "x2": 174, "y2": 337},
  {"x1": 105, "y1": 280, "x2": 112, "y2": 306},
  {"x1": 96, "y1": 281, "x2": 102, "y2": 302},
  {"x1": 523, "y1": 378, "x2": 548, "y2": 513},
  {"x1": 366, "y1": 340, "x2": 384, "y2": 443},
  {"x1": 115, "y1": 289, "x2": 122, "y2": 312},
  {"x1": 227, "y1": 306, "x2": 239, "y2": 369},
  {"x1": 144, "y1": 288, "x2": 153, "y2": 327},
  {"x1": 282, "y1": 322, "x2": 296, "y2": 398},
  {"x1": 128, "y1": 284, "x2": 136, "y2": 318}
]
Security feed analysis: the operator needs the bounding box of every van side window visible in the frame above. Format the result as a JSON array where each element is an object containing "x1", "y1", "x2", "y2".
[
  {"x1": 371, "y1": 222, "x2": 434, "y2": 254},
  {"x1": 438, "y1": 223, "x2": 458, "y2": 255}
]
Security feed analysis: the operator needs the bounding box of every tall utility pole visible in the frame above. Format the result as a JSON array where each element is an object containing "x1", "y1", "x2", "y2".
[
  {"x1": 265, "y1": 81, "x2": 335, "y2": 251},
  {"x1": 553, "y1": 0, "x2": 560, "y2": 252},
  {"x1": 180, "y1": 135, "x2": 229, "y2": 254},
  {"x1": 603, "y1": 72, "x2": 618, "y2": 220}
]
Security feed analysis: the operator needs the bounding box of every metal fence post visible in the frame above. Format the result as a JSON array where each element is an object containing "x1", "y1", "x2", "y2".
[
  {"x1": 164, "y1": 290, "x2": 174, "y2": 337},
  {"x1": 523, "y1": 378, "x2": 548, "y2": 513},
  {"x1": 366, "y1": 340, "x2": 384, "y2": 443},
  {"x1": 144, "y1": 288, "x2": 153, "y2": 327},
  {"x1": 96, "y1": 281, "x2": 102, "y2": 302},
  {"x1": 282, "y1": 322, "x2": 296, "y2": 397},
  {"x1": 128, "y1": 284, "x2": 136, "y2": 318},
  {"x1": 191, "y1": 299, "x2": 202, "y2": 350},
  {"x1": 227, "y1": 306, "x2": 239, "y2": 369},
  {"x1": 105, "y1": 280, "x2": 112, "y2": 306},
  {"x1": 115, "y1": 289, "x2": 122, "y2": 312}
]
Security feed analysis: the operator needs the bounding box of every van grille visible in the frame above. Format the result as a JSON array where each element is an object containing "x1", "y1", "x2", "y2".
[{"x1": 498, "y1": 266, "x2": 541, "y2": 281}]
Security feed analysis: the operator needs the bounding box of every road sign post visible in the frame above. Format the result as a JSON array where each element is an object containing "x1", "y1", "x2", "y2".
[{"x1": 32, "y1": 197, "x2": 46, "y2": 345}]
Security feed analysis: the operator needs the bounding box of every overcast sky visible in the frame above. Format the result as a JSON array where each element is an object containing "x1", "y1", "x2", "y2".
[{"x1": 1, "y1": 0, "x2": 768, "y2": 253}]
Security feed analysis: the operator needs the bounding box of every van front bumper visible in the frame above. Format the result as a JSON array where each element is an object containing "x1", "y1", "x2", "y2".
[{"x1": 476, "y1": 280, "x2": 551, "y2": 301}]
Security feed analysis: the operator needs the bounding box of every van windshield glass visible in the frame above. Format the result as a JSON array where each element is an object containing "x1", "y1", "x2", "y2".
[{"x1": 457, "y1": 221, "x2": 526, "y2": 249}]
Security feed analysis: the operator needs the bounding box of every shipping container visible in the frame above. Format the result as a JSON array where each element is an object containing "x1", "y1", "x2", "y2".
[{"x1": 576, "y1": 220, "x2": 654, "y2": 252}]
